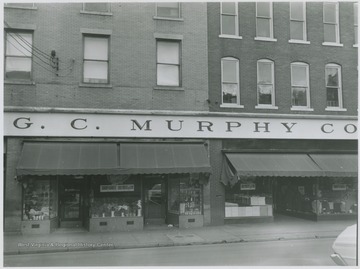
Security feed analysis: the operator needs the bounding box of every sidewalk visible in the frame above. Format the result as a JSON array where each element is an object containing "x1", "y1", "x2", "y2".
[{"x1": 4, "y1": 215, "x2": 356, "y2": 255}]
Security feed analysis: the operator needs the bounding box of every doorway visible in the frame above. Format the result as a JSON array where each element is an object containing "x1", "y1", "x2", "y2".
[{"x1": 143, "y1": 176, "x2": 166, "y2": 225}]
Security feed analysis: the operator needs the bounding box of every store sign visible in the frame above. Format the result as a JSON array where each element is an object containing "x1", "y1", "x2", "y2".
[
  {"x1": 4, "y1": 112, "x2": 357, "y2": 140},
  {"x1": 100, "y1": 184, "x2": 134, "y2": 192},
  {"x1": 332, "y1": 184, "x2": 347, "y2": 191},
  {"x1": 240, "y1": 183, "x2": 256, "y2": 190}
]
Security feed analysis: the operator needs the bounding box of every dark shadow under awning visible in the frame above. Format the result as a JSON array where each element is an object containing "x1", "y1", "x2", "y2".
[
  {"x1": 16, "y1": 142, "x2": 120, "y2": 176},
  {"x1": 120, "y1": 143, "x2": 211, "y2": 174},
  {"x1": 309, "y1": 154, "x2": 358, "y2": 177}
]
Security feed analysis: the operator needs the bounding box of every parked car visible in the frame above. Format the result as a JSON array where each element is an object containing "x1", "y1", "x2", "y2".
[{"x1": 330, "y1": 224, "x2": 357, "y2": 266}]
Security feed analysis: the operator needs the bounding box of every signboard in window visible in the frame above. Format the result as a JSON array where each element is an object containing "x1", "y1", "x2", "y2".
[
  {"x1": 100, "y1": 184, "x2": 134, "y2": 192},
  {"x1": 332, "y1": 184, "x2": 346, "y2": 191},
  {"x1": 240, "y1": 183, "x2": 256, "y2": 190}
]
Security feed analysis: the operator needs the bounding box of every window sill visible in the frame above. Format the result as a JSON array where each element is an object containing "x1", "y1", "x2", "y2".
[
  {"x1": 255, "y1": 105, "x2": 278, "y2": 110},
  {"x1": 4, "y1": 80, "x2": 35, "y2": 85},
  {"x1": 80, "y1": 10, "x2": 113, "y2": 16},
  {"x1": 322, "y1": 42, "x2": 344, "y2": 47},
  {"x1": 79, "y1": 83, "x2": 113, "y2": 88},
  {"x1": 4, "y1": 6, "x2": 37, "y2": 10},
  {"x1": 153, "y1": 86, "x2": 184, "y2": 91},
  {"x1": 220, "y1": 104, "x2": 244, "y2": 108},
  {"x1": 254, "y1": 37, "x2": 277, "y2": 42},
  {"x1": 353, "y1": 44, "x2": 358, "y2": 48},
  {"x1": 153, "y1": 16, "x2": 184, "y2": 22},
  {"x1": 219, "y1": 34, "x2": 243, "y2": 40},
  {"x1": 325, "y1": 107, "x2": 347, "y2": 112},
  {"x1": 288, "y1": 40, "x2": 310, "y2": 45},
  {"x1": 290, "y1": 107, "x2": 314, "y2": 112}
]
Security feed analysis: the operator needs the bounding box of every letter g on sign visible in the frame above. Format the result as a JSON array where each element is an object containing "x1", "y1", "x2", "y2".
[{"x1": 13, "y1": 117, "x2": 33, "y2": 129}]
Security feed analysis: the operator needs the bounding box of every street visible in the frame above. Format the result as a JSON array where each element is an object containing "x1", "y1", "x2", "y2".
[{"x1": 4, "y1": 238, "x2": 336, "y2": 266}]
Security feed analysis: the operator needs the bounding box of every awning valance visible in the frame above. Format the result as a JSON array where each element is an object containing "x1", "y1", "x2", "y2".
[
  {"x1": 309, "y1": 154, "x2": 358, "y2": 177},
  {"x1": 120, "y1": 143, "x2": 211, "y2": 174},
  {"x1": 16, "y1": 142, "x2": 120, "y2": 176}
]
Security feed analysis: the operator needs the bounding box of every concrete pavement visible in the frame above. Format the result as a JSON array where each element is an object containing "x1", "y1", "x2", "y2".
[{"x1": 4, "y1": 214, "x2": 356, "y2": 255}]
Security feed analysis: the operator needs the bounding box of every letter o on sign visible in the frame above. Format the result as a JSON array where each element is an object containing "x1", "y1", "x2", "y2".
[{"x1": 344, "y1": 124, "x2": 357, "y2": 134}]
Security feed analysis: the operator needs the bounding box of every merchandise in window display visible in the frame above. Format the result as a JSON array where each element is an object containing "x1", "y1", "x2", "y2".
[
  {"x1": 90, "y1": 197, "x2": 142, "y2": 218},
  {"x1": 179, "y1": 177, "x2": 202, "y2": 215}
]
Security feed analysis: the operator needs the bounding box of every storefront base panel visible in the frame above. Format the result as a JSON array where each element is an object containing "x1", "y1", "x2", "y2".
[
  {"x1": 179, "y1": 215, "x2": 204, "y2": 228},
  {"x1": 224, "y1": 216, "x2": 274, "y2": 224},
  {"x1": 89, "y1": 217, "x2": 144, "y2": 232},
  {"x1": 21, "y1": 218, "x2": 58, "y2": 235},
  {"x1": 316, "y1": 213, "x2": 357, "y2": 221}
]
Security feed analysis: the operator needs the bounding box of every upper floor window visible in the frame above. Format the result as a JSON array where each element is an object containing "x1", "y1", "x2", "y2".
[
  {"x1": 257, "y1": 59, "x2": 275, "y2": 107},
  {"x1": 5, "y1": 3, "x2": 36, "y2": 9},
  {"x1": 156, "y1": 3, "x2": 181, "y2": 19},
  {"x1": 325, "y1": 64, "x2": 343, "y2": 109},
  {"x1": 354, "y1": 3, "x2": 358, "y2": 45},
  {"x1": 83, "y1": 35, "x2": 109, "y2": 84},
  {"x1": 323, "y1": 2, "x2": 340, "y2": 44},
  {"x1": 5, "y1": 31, "x2": 33, "y2": 81},
  {"x1": 221, "y1": 57, "x2": 240, "y2": 106},
  {"x1": 220, "y1": 2, "x2": 238, "y2": 36},
  {"x1": 156, "y1": 40, "x2": 180, "y2": 86},
  {"x1": 256, "y1": 2, "x2": 274, "y2": 39},
  {"x1": 83, "y1": 3, "x2": 111, "y2": 13},
  {"x1": 290, "y1": 2, "x2": 307, "y2": 41},
  {"x1": 291, "y1": 62, "x2": 310, "y2": 109}
]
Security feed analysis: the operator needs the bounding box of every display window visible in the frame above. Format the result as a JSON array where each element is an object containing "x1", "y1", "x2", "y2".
[
  {"x1": 22, "y1": 177, "x2": 57, "y2": 220},
  {"x1": 225, "y1": 178, "x2": 273, "y2": 218}
]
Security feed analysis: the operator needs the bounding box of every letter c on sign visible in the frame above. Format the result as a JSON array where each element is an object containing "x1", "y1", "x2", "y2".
[
  {"x1": 321, "y1": 123, "x2": 334, "y2": 133},
  {"x1": 71, "y1": 118, "x2": 87, "y2": 130},
  {"x1": 13, "y1": 117, "x2": 33, "y2": 129}
]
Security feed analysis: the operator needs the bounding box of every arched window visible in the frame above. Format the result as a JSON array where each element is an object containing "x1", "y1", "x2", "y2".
[
  {"x1": 221, "y1": 57, "x2": 240, "y2": 106},
  {"x1": 257, "y1": 59, "x2": 275, "y2": 107},
  {"x1": 291, "y1": 62, "x2": 310, "y2": 108},
  {"x1": 325, "y1": 63, "x2": 343, "y2": 108}
]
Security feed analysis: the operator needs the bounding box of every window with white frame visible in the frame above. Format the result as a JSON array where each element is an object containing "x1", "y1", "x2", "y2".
[
  {"x1": 354, "y1": 3, "x2": 358, "y2": 45},
  {"x1": 291, "y1": 62, "x2": 310, "y2": 108},
  {"x1": 5, "y1": 3, "x2": 35, "y2": 8},
  {"x1": 83, "y1": 3, "x2": 111, "y2": 13},
  {"x1": 220, "y1": 2, "x2": 238, "y2": 36},
  {"x1": 290, "y1": 2, "x2": 307, "y2": 41},
  {"x1": 83, "y1": 35, "x2": 109, "y2": 84},
  {"x1": 256, "y1": 2, "x2": 273, "y2": 38},
  {"x1": 325, "y1": 64, "x2": 343, "y2": 108},
  {"x1": 5, "y1": 31, "x2": 33, "y2": 80},
  {"x1": 323, "y1": 2, "x2": 340, "y2": 43},
  {"x1": 257, "y1": 59, "x2": 275, "y2": 106},
  {"x1": 157, "y1": 40, "x2": 180, "y2": 86},
  {"x1": 221, "y1": 57, "x2": 240, "y2": 105},
  {"x1": 156, "y1": 3, "x2": 181, "y2": 19}
]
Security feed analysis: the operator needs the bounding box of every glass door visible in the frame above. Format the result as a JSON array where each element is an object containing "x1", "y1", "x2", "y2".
[{"x1": 143, "y1": 177, "x2": 166, "y2": 225}]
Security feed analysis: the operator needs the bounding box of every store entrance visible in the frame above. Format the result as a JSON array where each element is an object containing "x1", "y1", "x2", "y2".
[
  {"x1": 59, "y1": 178, "x2": 86, "y2": 228},
  {"x1": 143, "y1": 177, "x2": 166, "y2": 225}
]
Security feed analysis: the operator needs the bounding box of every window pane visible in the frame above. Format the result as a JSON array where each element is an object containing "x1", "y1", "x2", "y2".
[
  {"x1": 292, "y1": 65, "x2": 307, "y2": 86},
  {"x1": 290, "y1": 21, "x2": 304, "y2": 40},
  {"x1": 222, "y1": 83, "x2": 238, "y2": 104},
  {"x1": 325, "y1": 67, "x2": 339, "y2": 86},
  {"x1": 222, "y1": 60, "x2": 237, "y2": 83},
  {"x1": 157, "y1": 41, "x2": 179, "y2": 64},
  {"x1": 324, "y1": 24, "x2": 337, "y2": 42},
  {"x1": 258, "y1": 62, "x2": 272, "y2": 83},
  {"x1": 5, "y1": 57, "x2": 31, "y2": 80},
  {"x1": 257, "y1": 18, "x2": 270, "y2": 37},
  {"x1": 84, "y1": 37, "x2": 108, "y2": 60},
  {"x1": 222, "y1": 2, "x2": 236, "y2": 14},
  {"x1": 326, "y1": 87, "x2": 339, "y2": 107},
  {"x1": 6, "y1": 33, "x2": 32, "y2": 56},
  {"x1": 292, "y1": 87, "x2": 307, "y2": 106},
  {"x1": 221, "y1": 15, "x2": 236, "y2": 35},
  {"x1": 84, "y1": 3, "x2": 109, "y2": 12},
  {"x1": 157, "y1": 64, "x2": 179, "y2": 86},
  {"x1": 157, "y1": 2, "x2": 180, "y2": 18},
  {"x1": 84, "y1": 61, "x2": 108, "y2": 83},
  {"x1": 291, "y1": 2, "x2": 304, "y2": 20},
  {"x1": 257, "y1": 2, "x2": 270, "y2": 17},
  {"x1": 258, "y1": 85, "x2": 273, "y2": 105},
  {"x1": 324, "y1": 3, "x2": 336, "y2": 23}
]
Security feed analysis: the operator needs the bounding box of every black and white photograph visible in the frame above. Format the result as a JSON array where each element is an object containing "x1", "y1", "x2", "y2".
[{"x1": 2, "y1": 0, "x2": 358, "y2": 267}]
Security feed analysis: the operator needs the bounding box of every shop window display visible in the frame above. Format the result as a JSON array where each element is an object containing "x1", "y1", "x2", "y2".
[{"x1": 225, "y1": 178, "x2": 273, "y2": 218}]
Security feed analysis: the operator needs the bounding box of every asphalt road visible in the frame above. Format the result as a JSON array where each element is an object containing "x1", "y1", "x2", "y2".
[{"x1": 4, "y1": 238, "x2": 336, "y2": 267}]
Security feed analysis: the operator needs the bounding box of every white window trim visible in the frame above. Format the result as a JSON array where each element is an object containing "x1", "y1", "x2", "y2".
[
  {"x1": 81, "y1": 3, "x2": 112, "y2": 16},
  {"x1": 219, "y1": 34, "x2": 243, "y2": 40},
  {"x1": 289, "y1": 2, "x2": 307, "y2": 42},
  {"x1": 354, "y1": 3, "x2": 358, "y2": 45},
  {"x1": 323, "y1": 2, "x2": 340, "y2": 44},
  {"x1": 256, "y1": 2, "x2": 274, "y2": 39},
  {"x1": 155, "y1": 2, "x2": 182, "y2": 19},
  {"x1": 325, "y1": 63, "x2": 344, "y2": 109},
  {"x1": 289, "y1": 40, "x2": 310, "y2": 45},
  {"x1": 220, "y1": 2, "x2": 239, "y2": 37},
  {"x1": 4, "y1": 3, "x2": 37, "y2": 10},
  {"x1": 257, "y1": 59, "x2": 276, "y2": 107},
  {"x1": 254, "y1": 37, "x2": 277, "y2": 42},
  {"x1": 221, "y1": 57, "x2": 241, "y2": 106},
  {"x1": 255, "y1": 105, "x2": 278, "y2": 110},
  {"x1": 291, "y1": 62, "x2": 311, "y2": 109}
]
